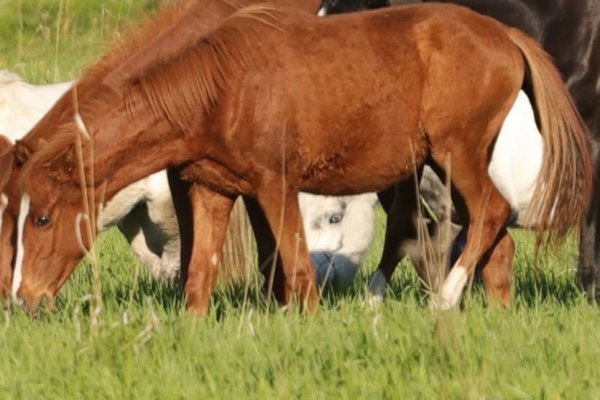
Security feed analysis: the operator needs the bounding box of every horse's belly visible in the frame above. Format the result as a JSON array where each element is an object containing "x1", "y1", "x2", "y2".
[{"x1": 300, "y1": 133, "x2": 428, "y2": 195}]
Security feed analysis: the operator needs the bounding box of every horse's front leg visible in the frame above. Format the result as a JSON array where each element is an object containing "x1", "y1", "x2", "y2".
[
  {"x1": 166, "y1": 168, "x2": 193, "y2": 285},
  {"x1": 184, "y1": 184, "x2": 235, "y2": 315},
  {"x1": 255, "y1": 179, "x2": 318, "y2": 311}
]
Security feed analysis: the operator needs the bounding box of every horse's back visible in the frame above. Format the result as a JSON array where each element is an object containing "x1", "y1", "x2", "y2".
[
  {"x1": 430, "y1": 0, "x2": 600, "y2": 137},
  {"x1": 218, "y1": 3, "x2": 526, "y2": 193}
]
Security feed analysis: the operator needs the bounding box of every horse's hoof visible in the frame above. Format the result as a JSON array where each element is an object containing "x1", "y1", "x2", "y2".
[{"x1": 368, "y1": 269, "x2": 387, "y2": 297}]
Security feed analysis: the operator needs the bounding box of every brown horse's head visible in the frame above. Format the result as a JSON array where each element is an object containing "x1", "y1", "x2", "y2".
[{"x1": 12, "y1": 135, "x2": 94, "y2": 313}]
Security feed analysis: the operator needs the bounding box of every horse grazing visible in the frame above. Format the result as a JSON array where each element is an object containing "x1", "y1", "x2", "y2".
[
  {"x1": 320, "y1": 0, "x2": 600, "y2": 302},
  {"x1": 3, "y1": 0, "x2": 382, "y2": 310},
  {"x1": 300, "y1": 192, "x2": 378, "y2": 290},
  {"x1": 10, "y1": 3, "x2": 591, "y2": 314},
  {"x1": 0, "y1": 67, "x2": 377, "y2": 297}
]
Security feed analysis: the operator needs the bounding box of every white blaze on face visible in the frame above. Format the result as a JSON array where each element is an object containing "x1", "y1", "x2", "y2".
[{"x1": 11, "y1": 193, "x2": 30, "y2": 302}]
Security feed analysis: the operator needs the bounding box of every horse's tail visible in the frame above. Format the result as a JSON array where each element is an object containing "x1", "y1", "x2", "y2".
[{"x1": 507, "y1": 28, "x2": 593, "y2": 248}]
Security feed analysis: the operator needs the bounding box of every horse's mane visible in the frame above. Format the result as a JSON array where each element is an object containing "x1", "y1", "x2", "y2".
[
  {"x1": 75, "y1": 0, "x2": 198, "y2": 96},
  {"x1": 78, "y1": 0, "x2": 264, "y2": 95},
  {"x1": 21, "y1": 4, "x2": 282, "y2": 192},
  {"x1": 0, "y1": 70, "x2": 23, "y2": 85},
  {"x1": 133, "y1": 4, "x2": 281, "y2": 130}
]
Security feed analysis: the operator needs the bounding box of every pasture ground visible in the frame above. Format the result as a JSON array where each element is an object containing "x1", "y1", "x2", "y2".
[{"x1": 1, "y1": 1, "x2": 599, "y2": 398}]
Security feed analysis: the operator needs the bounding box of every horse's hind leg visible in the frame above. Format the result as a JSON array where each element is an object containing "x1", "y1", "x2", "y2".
[
  {"x1": 255, "y1": 178, "x2": 318, "y2": 311},
  {"x1": 369, "y1": 171, "x2": 422, "y2": 299},
  {"x1": 480, "y1": 228, "x2": 514, "y2": 306},
  {"x1": 184, "y1": 185, "x2": 235, "y2": 315},
  {"x1": 432, "y1": 153, "x2": 512, "y2": 309},
  {"x1": 433, "y1": 164, "x2": 514, "y2": 306}
]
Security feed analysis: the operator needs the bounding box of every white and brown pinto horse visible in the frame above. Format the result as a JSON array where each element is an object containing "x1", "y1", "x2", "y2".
[{"x1": 9, "y1": 3, "x2": 591, "y2": 314}]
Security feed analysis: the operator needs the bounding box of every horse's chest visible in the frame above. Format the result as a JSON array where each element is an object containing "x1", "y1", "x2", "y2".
[{"x1": 180, "y1": 158, "x2": 254, "y2": 196}]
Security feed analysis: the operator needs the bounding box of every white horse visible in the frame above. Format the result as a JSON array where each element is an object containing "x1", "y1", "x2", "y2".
[
  {"x1": 0, "y1": 70, "x2": 379, "y2": 286},
  {"x1": 300, "y1": 192, "x2": 378, "y2": 290}
]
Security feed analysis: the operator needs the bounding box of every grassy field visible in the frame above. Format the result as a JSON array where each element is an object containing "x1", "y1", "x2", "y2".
[{"x1": 1, "y1": 1, "x2": 599, "y2": 399}]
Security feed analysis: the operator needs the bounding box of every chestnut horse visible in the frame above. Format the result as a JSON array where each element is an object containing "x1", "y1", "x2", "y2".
[
  {"x1": 11, "y1": 3, "x2": 591, "y2": 314},
  {"x1": 0, "y1": 0, "x2": 319, "y2": 309},
  {"x1": 319, "y1": 0, "x2": 600, "y2": 302},
  {"x1": 0, "y1": 0, "x2": 382, "y2": 306}
]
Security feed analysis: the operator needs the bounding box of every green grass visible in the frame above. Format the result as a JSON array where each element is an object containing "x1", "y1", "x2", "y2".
[{"x1": 1, "y1": 1, "x2": 599, "y2": 398}]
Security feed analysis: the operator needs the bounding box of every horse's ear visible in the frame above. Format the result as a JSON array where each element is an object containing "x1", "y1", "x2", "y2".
[
  {"x1": 45, "y1": 144, "x2": 75, "y2": 184},
  {"x1": 14, "y1": 140, "x2": 32, "y2": 166}
]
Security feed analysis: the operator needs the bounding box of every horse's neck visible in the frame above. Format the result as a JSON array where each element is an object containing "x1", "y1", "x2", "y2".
[{"x1": 86, "y1": 87, "x2": 198, "y2": 202}]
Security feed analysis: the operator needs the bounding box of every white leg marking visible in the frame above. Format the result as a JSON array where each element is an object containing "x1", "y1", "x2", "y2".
[
  {"x1": 436, "y1": 265, "x2": 468, "y2": 310},
  {"x1": 316, "y1": 6, "x2": 327, "y2": 16},
  {"x1": 11, "y1": 193, "x2": 30, "y2": 302},
  {"x1": 211, "y1": 253, "x2": 218, "y2": 267}
]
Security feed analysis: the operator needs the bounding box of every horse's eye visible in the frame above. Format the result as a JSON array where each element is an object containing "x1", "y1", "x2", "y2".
[
  {"x1": 36, "y1": 215, "x2": 51, "y2": 227},
  {"x1": 329, "y1": 213, "x2": 343, "y2": 224}
]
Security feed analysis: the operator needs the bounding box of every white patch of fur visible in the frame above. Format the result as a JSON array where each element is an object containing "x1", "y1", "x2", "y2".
[
  {"x1": 488, "y1": 90, "x2": 543, "y2": 225},
  {"x1": 436, "y1": 265, "x2": 468, "y2": 310},
  {"x1": 11, "y1": 193, "x2": 30, "y2": 302},
  {"x1": 316, "y1": 6, "x2": 327, "y2": 16},
  {"x1": 211, "y1": 253, "x2": 218, "y2": 267}
]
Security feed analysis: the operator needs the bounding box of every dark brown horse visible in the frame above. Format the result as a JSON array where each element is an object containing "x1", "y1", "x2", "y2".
[{"x1": 9, "y1": 3, "x2": 591, "y2": 314}]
